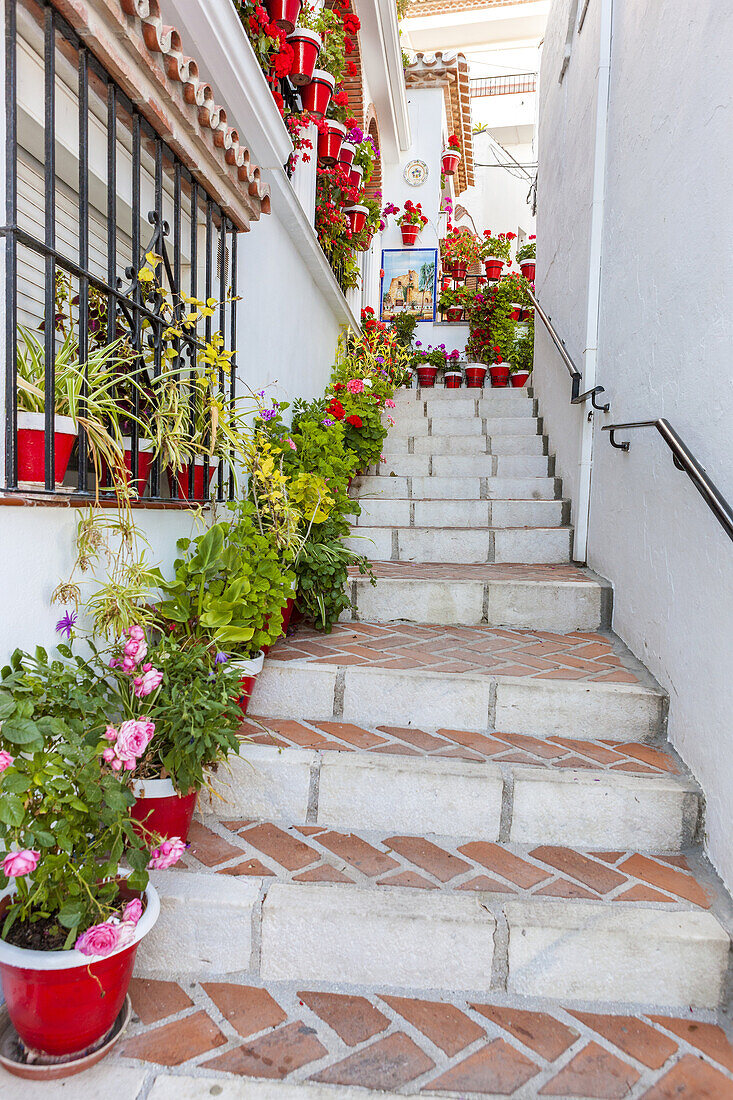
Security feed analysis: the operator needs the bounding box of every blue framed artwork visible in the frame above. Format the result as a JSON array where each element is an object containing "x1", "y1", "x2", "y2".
[{"x1": 380, "y1": 248, "x2": 437, "y2": 323}]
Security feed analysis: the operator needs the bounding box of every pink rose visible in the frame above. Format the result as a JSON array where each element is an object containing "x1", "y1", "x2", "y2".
[
  {"x1": 115, "y1": 719, "x2": 152, "y2": 767},
  {"x1": 123, "y1": 625, "x2": 147, "y2": 669},
  {"x1": 385, "y1": 399, "x2": 396, "y2": 408},
  {"x1": 0, "y1": 751, "x2": 15, "y2": 773},
  {"x1": 122, "y1": 898, "x2": 143, "y2": 925},
  {"x1": 133, "y1": 668, "x2": 163, "y2": 698},
  {"x1": 346, "y1": 378, "x2": 364, "y2": 394},
  {"x1": 3, "y1": 850, "x2": 40, "y2": 877},
  {"x1": 148, "y1": 837, "x2": 187, "y2": 870},
  {"x1": 102, "y1": 747, "x2": 116, "y2": 762},
  {"x1": 104, "y1": 725, "x2": 117, "y2": 741},
  {"x1": 75, "y1": 920, "x2": 121, "y2": 957}
]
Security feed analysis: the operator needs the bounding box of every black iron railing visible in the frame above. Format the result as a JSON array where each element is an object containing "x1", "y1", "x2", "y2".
[
  {"x1": 3, "y1": 0, "x2": 239, "y2": 502},
  {"x1": 469, "y1": 74, "x2": 537, "y2": 98},
  {"x1": 527, "y1": 285, "x2": 610, "y2": 412},
  {"x1": 602, "y1": 419, "x2": 733, "y2": 542}
]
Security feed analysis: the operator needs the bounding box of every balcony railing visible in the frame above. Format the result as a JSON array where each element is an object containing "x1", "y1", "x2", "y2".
[{"x1": 469, "y1": 74, "x2": 537, "y2": 98}]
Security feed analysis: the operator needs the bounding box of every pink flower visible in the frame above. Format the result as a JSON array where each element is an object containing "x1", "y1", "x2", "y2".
[
  {"x1": 122, "y1": 898, "x2": 143, "y2": 925},
  {"x1": 3, "y1": 850, "x2": 40, "y2": 877},
  {"x1": 385, "y1": 399, "x2": 396, "y2": 408},
  {"x1": 148, "y1": 837, "x2": 187, "y2": 870},
  {"x1": 0, "y1": 751, "x2": 15, "y2": 773},
  {"x1": 102, "y1": 747, "x2": 116, "y2": 762},
  {"x1": 75, "y1": 920, "x2": 121, "y2": 957},
  {"x1": 115, "y1": 719, "x2": 154, "y2": 766},
  {"x1": 287, "y1": 438, "x2": 297, "y2": 450},
  {"x1": 346, "y1": 378, "x2": 364, "y2": 394},
  {"x1": 104, "y1": 725, "x2": 117, "y2": 742},
  {"x1": 122, "y1": 625, "x2": 147, "y2": 672},
  {"x1": 132, "y1": 667, "x2": 163, "y2": 698}
]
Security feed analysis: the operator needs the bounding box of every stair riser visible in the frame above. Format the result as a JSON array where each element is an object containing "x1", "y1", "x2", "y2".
[
  {"x1": 345, "y1": 576, "x2": 606, "y2": 631},
  {"x1": 203, "y1": 747, "x2": 699, "y2": 852},
  {"x1": 354, "y1": 475, "x2": 559, "y2": 502},
  {"x1": 395, "y1": 435, "x2": 546, "y2": 455},
  {"x1": 250, "y1": 663, "x2": 666, "y2": 742},
  {"x1": 375, "y1": 455, "x2": 553, "y2": 477},
  {"x1": 346, "y1": 525, "x2": 573, "y2": 563},
  {"x1": 423, "y1": 397, "x2": 535, "y2": 418},
  {"x1": 387, "y1": 416, "x2": 540, "y2": 438},
  {"x1": 354, "y1": 497, "x2": 562, "y2": 528}
]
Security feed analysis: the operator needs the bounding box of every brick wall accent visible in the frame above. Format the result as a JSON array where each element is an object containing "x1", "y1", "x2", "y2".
[{"x1": 363, "y1": 103, "x2": 383, "y2": 199}]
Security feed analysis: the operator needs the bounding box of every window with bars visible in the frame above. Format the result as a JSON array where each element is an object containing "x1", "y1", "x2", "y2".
[{"x1": 4, "y1": 0, "x2": 240, "y2": 501}]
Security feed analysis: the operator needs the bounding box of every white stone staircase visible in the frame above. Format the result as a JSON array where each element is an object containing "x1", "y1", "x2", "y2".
[{"x1": 130, "y1": 384, "x2": 733, "y2": 1096}]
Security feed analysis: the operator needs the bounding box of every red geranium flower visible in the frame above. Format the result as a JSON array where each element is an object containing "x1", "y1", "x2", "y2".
[
  {"x1": 346, "y1": 414, "x2": 363, "y2": 428},
  {"x1": 327, "y1": 399, "x2": 345, "y2": 420}
]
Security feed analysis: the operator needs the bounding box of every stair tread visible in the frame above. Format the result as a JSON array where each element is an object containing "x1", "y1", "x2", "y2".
[
  {"x1": 348, "y1": 561, "x2": 597, "y2": 583},
  {"x1": 114, "y1": 975, "x2": 733, "y2": 1097}
]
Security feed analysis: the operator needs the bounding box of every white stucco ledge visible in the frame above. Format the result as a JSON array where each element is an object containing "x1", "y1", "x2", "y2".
[
  {"x1": 148, "y1": 1078, "x2": 410, "y2": 1100},
  {"x1": 164, "y1": 0, "x2": 293, "y2": 169},
  {"x1": 0, "y1": 1064, "x2": 149, "y2": 1099}
]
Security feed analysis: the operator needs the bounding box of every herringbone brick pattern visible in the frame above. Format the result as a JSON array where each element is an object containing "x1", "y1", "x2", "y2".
[
  {"x1": 118, "y1": 978, "x2": 733, "y2": 1096},
  {"x1": 268, "y1": 622, "x2": 640, "y2": 682}
]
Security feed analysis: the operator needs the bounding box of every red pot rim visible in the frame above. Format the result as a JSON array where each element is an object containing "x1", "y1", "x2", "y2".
[
  {"x1": 308, "y1": 69, "x2": 335, "y2": 89},
  {"x1": 325, "y1": 119, "x2": 347, "y2": 136},
  {"x1": 287, "y1": 28, "x2": 321, "y2": 46}
]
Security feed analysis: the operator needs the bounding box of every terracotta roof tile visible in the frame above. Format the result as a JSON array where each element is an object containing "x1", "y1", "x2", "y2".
[{"x1": 405, "y1": 52, "x2": 474, "y2": 194}]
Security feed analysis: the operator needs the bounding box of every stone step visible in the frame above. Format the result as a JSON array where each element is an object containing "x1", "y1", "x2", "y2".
[
  {"x1": 353, "y1": 496, "x2": 563, "y2": 530},
  {"x1": 215, "y1": 721, "x2": 700, "y2": 850},
  {"x1": 385, "y1": 433, "x2": 547, "y2": 456},
  {"x1": 346, "y1": 524, "x2": 573, "y2": 563},
  {"x1": 343, "y1": 562, "x2": 609, "y2": 631},
  {"x1": 250, "y1": 623, "x2": 666, "y2": 741},
  {"x1": 353, "y1": 476, "x2": 560, "y2": 506},
  {"x1": 139, "y1": 815, "x2": 728, "y2": 1009},
  {"x1": 116, "y1": 973, "x2": 733, "y2": 1096},
  {"x1": 387, "y1": 415, "x2": 541, "y2": 438},
  {"x1": 424, "y1": 396, "x2": 535, "y2": 418},
  {"x1": 374, "y1": 454, "x2": 553, "y2": 478}
]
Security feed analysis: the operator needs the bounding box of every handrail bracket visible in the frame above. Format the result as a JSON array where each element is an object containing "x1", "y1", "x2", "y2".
[{"x1": 573, "y1": 385, "x2": 610, "y2": 413}]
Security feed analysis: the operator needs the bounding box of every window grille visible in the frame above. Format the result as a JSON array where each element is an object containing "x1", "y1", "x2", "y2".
[{"x1": 3, "y1": 0, "x2": 239, "y2": 501}]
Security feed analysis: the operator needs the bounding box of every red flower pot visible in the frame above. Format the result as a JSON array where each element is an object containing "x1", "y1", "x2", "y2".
[
  {"x1": 347, "y1": 164, "x2": 364, "y2": 191},
  {"x1": 511, "y1": 371, "x2": 530, "y2": 388},
  {"x1": 454, "y1": 262, "x2": 468, "y2": 280},
  {"x1": 262, "y1": 595, "x2": 296, "y2": 655},
  {"x1": 416, "y1": 365, "x2": 438, "y2": 388},
  {"x1": 131, "y1": 779, "x2": 197, "y2": 843},
  {"x1": 344, "y1": 205, "x2": 368, "y2": 235},
  {"x1": 299, "y1": 69, "x2": 334, "y2": 118},
  {"x1": 123, "y1": 440, "x2": 154, "y2": 494},
  {"x1": 167, "y1": 458, "x2": 217, "y2": 501},
  {"x1": 489, "y1": 365, "x2": 510, "y2": 387},
  {"x1": 445, "y1": 306, "x2": 464, "y2": 322},
  {"x1": 265, "y1": 0, "x2": 301, "y2": 33},
  {"x1": 0, "y1": 884, "x2": 159, "y2": 1059},
  {"x1": 465, "y1": 365, "x2": 488, "y2": 388},
  {"x1": 442, "y1": 260, "x2": 456, "y2": 277},
  {"x1": 400, "y1": 223, "x2": 420, "y2": 246},
  {"x1": 287, "y1": 28, "x2": 321, "y2": 86},
  {"x1": 510, "y1": 303, "x2": 522, "y2": 321},
  {"x1": 17, "y1": 412, "x2": 76, "y2": 487},
  {"x1": 444, "y1": 372, "x2": 462, "y2": 389},
  {"x1": 337, "y1": 140, "x2": 356, "y2": 170},
  {"x1": 317, "y1": 120, "x2": 347, "y2": 166},
  {"x1": 234, "y1": 651, "x2": 265, "y2": 716},
  {"x1": 519, "y1": 306, "x2": 533, "y2": 322},
  {"x1": 442, "y1": 150, "x2": 461, "y2": 175},
  {"x1": 520, "y1": 260, "x2": 536, "y2": 281},
  {"x1": 484, "y1": 258, "x2": 504, "y2": 280}
]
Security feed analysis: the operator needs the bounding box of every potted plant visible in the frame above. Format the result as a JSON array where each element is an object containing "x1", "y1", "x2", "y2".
[
  {"x1": 287, "y1": 27, "x2": 322, "y2": 85},
  {"x1": 337, "y1": 140, "x2": 356, "y2": 170},
  {"x1": 300, "y1": 69, "x2": 335, "y2": 118},
  {"x1": 397, "y1": 201, "x2": 428, "y2": 246},
  {"x1": 442, "y1": 134, "x2": 461, "y2": 176},
  {"x1": 517, "y1": 236, "x2": 536, "y2": 281},
  {"x1": 511, "y1": 327, "x2": 533, "y2": 388},
  {"x1": 438, "y1": 287, "x2": 464, "y2": 322},
  {"x1": 480, "y1": 230, "x2": 516, "y2": 280},
  {"x1": 347, "y1": 163, "x2": 364, "y2": 192},
  {"x1": 344, "y1": 204, "x2": 369, "y2": 235},
  {"x1": 441, "y1": 228, "x2": 482, "y2": 281},
  {"x1": 489, "y1": 348, "x2": 511, "y2": 387},
  {"x1": 444, "y1": 370, "x2": 462, "y2": 388},
  {"x1": 0, "y1": 646, "x2": 181, "y2": 1064},
  {"x1": 318, "y1": 118, "x2": 347, "y2": 165},
  {"x1": 465, "y1": 362, "x2": 487, "y2": 388},
  {"x1": 265, "y1": 0, "x2": 301, "y2": 33}
]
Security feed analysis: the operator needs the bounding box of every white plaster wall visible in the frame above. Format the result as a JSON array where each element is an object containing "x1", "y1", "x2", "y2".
[
  {"x1": 459, "y1": 132, "x2": 536, "y2": 244},
  {"x1": 536, "y1": 0, "x2": 733, "y2": 890}
]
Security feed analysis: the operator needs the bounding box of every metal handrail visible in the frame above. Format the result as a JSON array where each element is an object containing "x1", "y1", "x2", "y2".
[
  {"x1": 526, "y1": 285, "x2": 609, "y2": 411},
  {"x1": 602, "y1": 419, "x2": 733, "y2": 542}
]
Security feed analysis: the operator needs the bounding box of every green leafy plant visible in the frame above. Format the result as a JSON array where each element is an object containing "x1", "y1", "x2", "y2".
[
  {"x1": 516, "y1": 236, "x2": 536, "y2": 264},
  {"x1": 479, "y1": 230, "x2": 517, "y2": 262},
  {"x1": 512, "y1": 326, "x2": 534, "y2": 375},
  {"x1": 294, "y1": 519, "x2": 374, "y2": 632},
  {"x1": 391, "y1": 312, "x2": 417, "y2": 348}
]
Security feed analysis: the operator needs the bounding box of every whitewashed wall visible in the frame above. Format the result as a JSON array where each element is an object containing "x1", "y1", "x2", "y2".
[{"x1": 536, "y1": 0, "x2": 733, "y2": 890}]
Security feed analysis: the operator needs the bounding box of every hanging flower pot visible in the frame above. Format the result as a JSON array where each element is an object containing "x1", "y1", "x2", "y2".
[
  {"x1": 347, "y1": 164, "x2": 364, "y2": 192},
  {"x1": 337, "y1": 141, "x2": 356, "y2": 170},
  {"x1": 446, "y1": 306, "x2": 464, "y2": 322},
  {"x1": 518, "y1": 306, "x2": 533, "y2": 322},
  {"x1": 265, "y1": 0, "x2": 301, "y2": 33},
  {"x1": 16, "y1": 412, "x2": 77, "y2": 488},
  {"x1": 520, "y1": 260, "x2": 536, "y2": 281},
  {"x1": 509, "y1": 303, "x2": 522, "y2": 321},
  {"x1": 489, "y1": 364, "x2": 511, "y2": 387},
  {"x1": 442, "y1": 150, "x2": 461, "y2": 176},
  {"x1": 484, "y1": 258, "x2": 504, "y2": 280},
  {"x1": 344, "y1": 204, "x2": 368, "y2": 235},
  {"x1": 287, "y1": 28, "x2": 321, "y2": 86},
  {"x1": 416, "y1": 365, "x2": 438, "y2": 388},
  {"x1": 167, "y1": 457, "x2": 217, "y2": 501},
  {"x1": 454, "y1": 262, "x2": 469, "y2": 280},
  {"x1": 444, "y1": 371, "x2": 463, "y2": 389},
  {"x1": 465, "y1": 364, "x2": 488, "y2": 388},
  {"x1": 232, "y1": 651, "x2": 265, "y2": 716},
  {"x1": 317, "y1": 119, "x2": 347, "y2": 166},
  {"x1": 299, "y1": 69, "x2": 334, "y2": 118},
  {"x1": 400, "y1": 223, "x2": 420, "y2": 246},
  {"x1": 442, "y1": 259, "x2": 456, "y2": 277},
  {"x1": 130, "y1": 778, "x2": 198, "y2": 844},
  {"x1": 0, "y1": 882, "x2": 160, "y2": 1061},
  {"x1": 511, "y1": 371, "x2": 530, "y2": 388},
  {"x1": 357, "y1": 229, "x2": 375, "y2": 252}
]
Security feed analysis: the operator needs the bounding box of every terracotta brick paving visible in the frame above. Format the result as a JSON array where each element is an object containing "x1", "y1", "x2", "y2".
[
  {"x1": 242, "y1": 716, "x2": 681, "y2": 774},
  {"x1": 349, "y1": 560, "x2": 593, "y2": 582},
  {"x1": 268, "y1": 622, "x2": 641, "y2": 682},
  {"x1": 181, "y1": 818, "x2": 715, "y2": 909},
  {"x1": 118, "y1": 978, "x2": 733, "y2": 1097}
]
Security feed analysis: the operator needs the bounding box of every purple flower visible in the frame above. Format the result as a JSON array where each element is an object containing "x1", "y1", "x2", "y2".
[
  {"x1": 322, "y1": 418, "x2": 335, "y2": 426},
  {"x1": 214, "y1": 651, "x2": 229, "y2": 665},
  {"x1": 56, "y1": 610, "x2": 77, "y2": 639},
  {"x1": 376, "y1": 356, "x2": 385, "y2": 363},
  {"x1": 260, "y1": 408, "x2": 277, "y2": 422},
  {"x1": 415, "y1": 341, "x2": 422, "y2": 347}
]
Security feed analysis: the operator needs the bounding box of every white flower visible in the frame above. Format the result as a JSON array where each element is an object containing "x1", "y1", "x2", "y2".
[{"x1": 363, "y1": 378, "x2": 372, "y2": 387}]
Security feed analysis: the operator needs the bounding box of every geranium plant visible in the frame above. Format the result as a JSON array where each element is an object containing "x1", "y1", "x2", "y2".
[
  {"x1": 397, "y1": 201, "x2": 428, "y2": 229},
  {"x1": 516, "y1": 236, "x2": 536, "y2": 264},
  {"x1": 480, "y1": 230, "x2": 517, "y2": 262}
]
